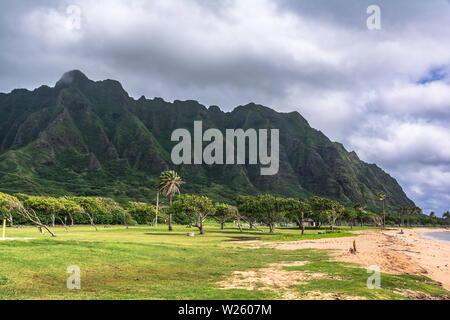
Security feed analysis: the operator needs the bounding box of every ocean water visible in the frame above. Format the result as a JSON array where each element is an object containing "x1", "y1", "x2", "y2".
[{"x1": 423, "y1": 231, "x2": 450, "y2": 243}]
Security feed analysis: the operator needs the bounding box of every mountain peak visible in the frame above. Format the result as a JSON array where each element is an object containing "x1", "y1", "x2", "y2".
[{"x1": 55, "y1": 70, "x2": 90, "y2": 88}]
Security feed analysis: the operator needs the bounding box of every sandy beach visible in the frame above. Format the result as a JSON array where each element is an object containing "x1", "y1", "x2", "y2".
[{"x1": 254, "y1": 228, "x2": 450, "y2": 291}]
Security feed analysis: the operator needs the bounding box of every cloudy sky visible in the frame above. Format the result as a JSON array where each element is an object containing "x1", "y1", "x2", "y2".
[{"x1": 0, "y1": 0, "x2": 449, "y2": 216}]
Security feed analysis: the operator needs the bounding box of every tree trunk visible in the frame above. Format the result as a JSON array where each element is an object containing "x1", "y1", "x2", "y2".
[
  {"x1": 155, "y1": 192, "x2": 159, "y2": 227},
  {"x1": 168, "y1": 195, "x2": 173, "y2": 231},
  {"x1": 58, "y1": 218, "x2": 69, "y2": 232},
  {"x1": 7, "y1": 212, "x2": 14, "y2": 227},
  {"x1": 123, "y1": 213, "x2": 129, "y2": 229},
  {"x1": 168, "y1": 213, "x2": 173, "y2": 231},
  {"x1": 69, "y1": 213, "x2": 74, "y2": 227},
  {"x1": 221, "y1": 221, "x2": 225, "y2": 230},
  {"x1": 89, "y1": 218, "x2": 98, "y2": 231},
  {"x1": 237, "y1": 216, "x2": 242, "y2": 232},
  {"x1": 38, "y1": 224, "x2": 56, "y2": 237},
  {"x1": 295, "y1": 217, "x2": 301, "y2": 229},
  {"x1": 301, "y1": 212, "x2": 305, "y2": 235},
  {"x1": 199, "y1": 223, "x2": 205, "y2": 235},
  {"x1": 51, "y1": 214, "x2": 55, "y2": 227},
  {"x1": 42, "y1": 224, "x2": 56, "y2": 237},
  {"x1": 269, "y1": 224, "x2": 275, "y2": 233},
  {"x1": 295, "y1": 218, "x2": 302, "y2": 230}
]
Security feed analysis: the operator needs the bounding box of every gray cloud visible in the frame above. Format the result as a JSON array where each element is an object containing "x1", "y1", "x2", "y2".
[{"x1": 0, "y1": 0, "x2": 449, "y2": 216}]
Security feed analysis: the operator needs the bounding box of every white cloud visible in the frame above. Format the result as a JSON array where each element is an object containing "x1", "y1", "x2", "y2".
[
  {"x1": 349, "y1": 120, "x2": 450, "y2": 166},
  {"x1": 379, "y1": 82, "x2": 450, "y2": 116},
  {"x1": 0, "y1": 0, "x2": 449, "y2": 215}
]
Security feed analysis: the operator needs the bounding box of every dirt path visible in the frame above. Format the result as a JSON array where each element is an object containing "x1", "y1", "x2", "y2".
[{"x1": 246, "y1": 228, "x2": 450, "y2": 290}]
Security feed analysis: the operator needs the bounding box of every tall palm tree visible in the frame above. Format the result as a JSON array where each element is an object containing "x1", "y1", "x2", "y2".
[
  {"x1": 158, "y1": 170, "x2": 185, "y2": 231},
  {"x1": 397, "y1": 206, "x2": 408, "y2": 226},
  {"x1": 404, "y1": 206, "x2": 412, "y2": 227},
  {"x1": 378, "y1": 192, "x2": 387, "y2": 228},
  {"x1": 443, "y1": 211, "x2": 450, "y2": 225},
  {"x1": 412, "y1": 206, "x2": 422, "y2": 226},
  {"x1": 353, "y1": 203, "x2": 364, "y2": 228}
]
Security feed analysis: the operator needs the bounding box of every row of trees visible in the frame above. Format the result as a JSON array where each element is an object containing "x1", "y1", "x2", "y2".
[
  {"x1": 169, "y1": 194, "x2": 382, "y2": 234},
  {"x1": 395, "y1": 206, "x2": 423, "y2": 226},
  {"x1": 2, "y1": 170, "x2": 448, "y2": 237},
  {"x1": 0, "y1": 192, "x2": 162, "y2": 237},
  {"x1": 235, "y1": 195, "x2": 384, "y2": 233},
  {"x1": 155, "y1": 171, "x2": 352, "y2": 234}
]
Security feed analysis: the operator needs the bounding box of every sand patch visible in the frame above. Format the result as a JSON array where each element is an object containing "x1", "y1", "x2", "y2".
[
  {"x1": 217, "y1": 261, "x2": 351, "y2": 299},
  {"x1": 300, "y1": 290, "x2": 366, "y2": 300},
  {"x1": 245, "y1": 228, "x2": 450, "y2": 291}
]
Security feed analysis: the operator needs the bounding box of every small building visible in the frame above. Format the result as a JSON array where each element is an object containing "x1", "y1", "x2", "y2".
[{"x1": 302, "y1": 218, "x2": 316, "y2": 227}]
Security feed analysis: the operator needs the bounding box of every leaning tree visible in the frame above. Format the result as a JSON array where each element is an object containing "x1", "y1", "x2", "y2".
[
  {"x1": 56, "y1": 197, "x2": 85, "y2": 231},
  {"x1": 23, "y1": 196, "x2": 62, "y2": 228},
  {"x1": 1, "y1": 192, "x2": 56, "y2": 237},
  {"x1": 0, "y1": 192, "x2": 18, "y2": 227},
  {"x1": 23, "y1": 196, "x2": 63, "y2": 231},
  {"x1": 71, "y1": 197, "x2": 107, "y2": 231}
]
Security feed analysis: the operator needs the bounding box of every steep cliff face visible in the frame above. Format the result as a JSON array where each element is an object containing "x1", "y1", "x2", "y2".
[{"x1": 0, "y1": 70, "x2": 415, "y2": 209}]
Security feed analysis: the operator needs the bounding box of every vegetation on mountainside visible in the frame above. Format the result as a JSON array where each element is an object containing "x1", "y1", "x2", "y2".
[{"x1": 0, "y1": 71, "x2": 415, "y2": 212}]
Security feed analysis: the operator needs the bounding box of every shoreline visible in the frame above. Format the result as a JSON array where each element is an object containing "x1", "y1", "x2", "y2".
[
  {"x1": 251, "y1": 228, "x2": 450, "y2": 291},
  {"x1": 421, "y1": 231, "x2": 450, "y2": 243}
]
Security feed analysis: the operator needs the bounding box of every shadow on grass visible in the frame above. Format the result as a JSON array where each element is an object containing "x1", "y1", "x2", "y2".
[
  {"x1": 144, "y1": 233, "x2": 191, "y2": 236},
  {"x1": 207, "y1": 229, "x2": 273, "y2": 236},
  {"x1": 225, "y1": 236, "x2": 262, "y2": 242}
]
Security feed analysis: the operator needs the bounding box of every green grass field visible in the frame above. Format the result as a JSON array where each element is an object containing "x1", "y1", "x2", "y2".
[{"x1": 0, "y1": 224, "x2": 448, "y2": 300}]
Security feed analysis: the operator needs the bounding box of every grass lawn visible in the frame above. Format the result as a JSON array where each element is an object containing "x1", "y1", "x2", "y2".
[{"x1": 0, "y1": 224, "x2": 447, "y2": 300}]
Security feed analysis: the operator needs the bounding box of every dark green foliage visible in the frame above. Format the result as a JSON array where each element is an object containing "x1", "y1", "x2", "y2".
[
  {"x1": 127, "y1": 202, "x2": 156, "y2": 225},
  {"x1": 214, "y1": 203, "x2": 236, "y2": 229},
  {"x1": 171, "y1": 194, "x2": 215, "y2": 234},
  {"x1": 237, "y1": 194, "x2": 287, "y2": 233}
]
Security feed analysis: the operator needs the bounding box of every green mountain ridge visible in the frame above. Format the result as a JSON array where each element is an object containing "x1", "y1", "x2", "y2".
[{"x1": 0, "y1": 70, "x2": 415, "y2": 210}]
